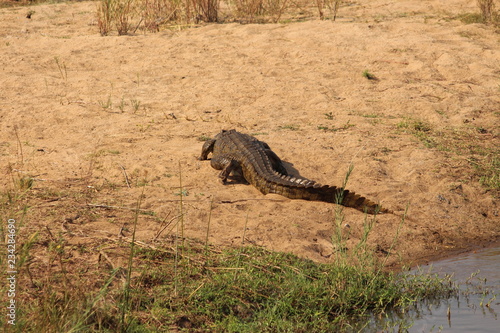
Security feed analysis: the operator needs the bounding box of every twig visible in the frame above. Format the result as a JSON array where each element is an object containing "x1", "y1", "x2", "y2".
[
  {"x1": 220, "y1": 198, "x2": 287, "y2": 204},
  {"x1": 14, "y1": 126, "x2": 23, "y2": 164},
  {"x1": 152, "y1": 211, "x2": 181, "y2": 242},
  {"x1": 118, "y1": 236, "x2": 206, "y2": 265},
  {"x1": 375, "y1": 60, "x2": 409, "y2": 65},
  {"x1": 98, "y1": 250, "x2": 117, "y2": 270},
  {"x1": 87, "y1": 203, "x2": 154, "y2": 213},
  {"x1": 45, "y1": 226, "x2": 56, "y2": 241},
  {"x1": 119, "y1": 164, "x2": 131, "y2": 188},
  {"x1": 132, "y1": 17, "x2": 143, "y2": 34}
]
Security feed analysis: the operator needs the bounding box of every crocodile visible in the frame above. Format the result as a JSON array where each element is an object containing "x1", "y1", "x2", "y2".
[{"x1": 199, "y1": 129, "x2": 390, "y2": 214}]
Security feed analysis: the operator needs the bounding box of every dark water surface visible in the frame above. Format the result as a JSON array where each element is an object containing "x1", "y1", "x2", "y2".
[
  {"x1": 406, "y1": 247, "x2": 499, "y2": 332},
  {"x1": 365, "y1": 247, "x2": 499, "y2": 332},
  {"x1": 390, "y1": 247, "x2": 500, "y2": 333}
]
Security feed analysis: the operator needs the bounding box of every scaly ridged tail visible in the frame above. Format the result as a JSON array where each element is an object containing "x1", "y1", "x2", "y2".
[{"x1": 257, "y1": 174, "x2": 390, "y2": 214}]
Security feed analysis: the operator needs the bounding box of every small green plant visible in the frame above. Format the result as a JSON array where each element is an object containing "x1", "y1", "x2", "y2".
[
  {"x1": 26, "y1": 10, "x2": 35, "y2": 19},
  {"x1": 397, "y1": 118, "x2": 436, "y2": 148},
  {"x1": 19, "y1": 176, "x2": 34, "y2": 190},
  {"x1": 98, "y1": 95, "x2": 113, "y2": 109},
  {"x1": 118, "y1": 96, "x2": 127, "y2": 112},
  {"x1": 474, "y1": 155, "x2": 499, "y2": 191},
  {"x1": 362, "y1": 69, "x2": 378, "y2": 80},
  {"x1": 324, "y1": 111, "x2": 334, "y2": 120},
  {"x1": 130, "y1": 98, "x2": 141, "y2": 113}
]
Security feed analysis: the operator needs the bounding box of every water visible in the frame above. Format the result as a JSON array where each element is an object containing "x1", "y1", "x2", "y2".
[
  {"x1": 407, "y1": 247, "x2": 499, "y2": 332},
  {"x1": 373, "y1": 247, "x2": 500, "y2": 332}
]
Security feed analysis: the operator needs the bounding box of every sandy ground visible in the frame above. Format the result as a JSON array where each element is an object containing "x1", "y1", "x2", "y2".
[{"x1": 0, "y1": 0, "x2": 499, "y2": 273}]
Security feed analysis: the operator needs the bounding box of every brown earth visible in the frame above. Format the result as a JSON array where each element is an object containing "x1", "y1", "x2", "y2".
[{"x1": 0, "y1": 0, "x2": 499, "y2": 279}]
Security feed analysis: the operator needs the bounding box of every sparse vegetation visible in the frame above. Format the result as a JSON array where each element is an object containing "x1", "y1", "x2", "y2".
[
  {"x1": 397, "y1": 117, "x2": 499, "y2": 195},
  {"x1": 95, "y1": 0, "x2": 346, "y2": 34}
]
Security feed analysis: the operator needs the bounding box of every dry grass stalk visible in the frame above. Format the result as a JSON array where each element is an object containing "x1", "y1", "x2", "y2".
[
  {"x1": 477, "y1": 0, "x2": 496, "y2": 23},
  {"x1": 97, "y1": 0, "x2": 115, "y2": 36},
  {"x1": 193, "y1": 0, "x2": 220, "y2": 22}
]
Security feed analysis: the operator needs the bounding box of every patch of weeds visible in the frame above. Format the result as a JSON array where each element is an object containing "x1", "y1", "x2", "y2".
[
  {"x1": 130, "y1": 98, "x2": 141, "y2": 113},
  {"x1": 390, "y1": 48, "x2": 411, "y2": 53},
  {"x1": 324, "y1": 111, "x2": 335, "y2": 120},
  {"x1": 278, "y1": 124, "x2": 300, "y2": 131},
  {"x1": 362, "y1": 69, "x2": 378, "y2": 80},
  {"x1": 136, "y1": 123, "x2": 151, "y2": 132},
  {"x1": 475, "y1": 126, "x2": 488, "y2": 134},
  {"x1": 471, "y1": 155, "x2": 499, "y2": 192},
  {"x1": 397, "y1": 118, "x2": 499, "y2": 194},
  {"x1": 18, "y1": 176, "x2": 35, "y2": 190},
  {"x1": 174, "y1": 189, "x2": 189, "y2": 197},
  {"x1": 198, "y1": 135, "x2": 212, "y2": 141},
  {"x1": 380, "y1": 147, "x2": 392, "y2": 155},
  {"x1": 435, "y1": 109, "x2": 447, "y2": 117},
  {"x1": 90, "y1": 149, "x2": 121, "y2": 158},
  {"x1": 117, "y1": 96, "x2": 127, "y2": 112},
  {"x1": 397, "y1": 118, "x2": 437, "y2": 148},
  {"x1": 98, "y1": 95, "x2": 113, "y2": 110},
  {"x1": 457, "y1": 13, "x2": 485, "y2": 24},
  {"x1": 132, "y1": 242, "x2": 457, "y2": 332},
  {"x1": 317, "y1": 121, "x2": 355, "y2": 132}
]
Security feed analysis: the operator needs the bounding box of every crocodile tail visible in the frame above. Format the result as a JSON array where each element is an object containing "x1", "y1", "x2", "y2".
[
  {"x1": 311, "y1": 185, "x2": 388, "y2": 214},
  {"x1": 268, "y1": 180, "x2": 389, "y2": 214},
  {"x1": 337, "y1": 189, "x2": 390, "y2": 214}
]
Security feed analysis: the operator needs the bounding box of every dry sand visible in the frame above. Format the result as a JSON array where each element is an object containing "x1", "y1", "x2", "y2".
[{"x1": 1, "y1": 0, "x2": 499, "y2": 272}]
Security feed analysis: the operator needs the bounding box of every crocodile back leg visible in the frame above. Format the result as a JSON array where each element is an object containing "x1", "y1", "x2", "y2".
[{"x1": 209, "y1": 154, "x2": 242, "y2": 184}]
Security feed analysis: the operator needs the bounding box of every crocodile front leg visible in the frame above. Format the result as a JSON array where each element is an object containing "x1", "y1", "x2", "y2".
[{"x1": 199, "y1": 139, "x2": 216, "y2": 160}]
